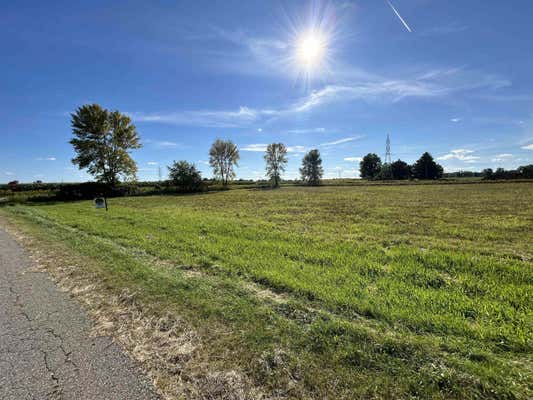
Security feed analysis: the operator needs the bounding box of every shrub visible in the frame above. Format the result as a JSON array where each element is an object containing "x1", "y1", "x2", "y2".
[
  {"x1": 168, "y1": 160, "x2": 203, "y2": 192},
  {"x1": 57, "y1": 182, "x2": 140, "y2": 200}
]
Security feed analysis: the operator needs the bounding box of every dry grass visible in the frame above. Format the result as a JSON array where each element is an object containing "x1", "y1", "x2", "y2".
[{"x1": 2, "y1": 218, "x2": 267, "y2": 400}]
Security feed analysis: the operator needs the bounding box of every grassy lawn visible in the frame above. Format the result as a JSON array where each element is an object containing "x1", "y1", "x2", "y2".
[{"x1": 2, "y1": 182, "x2": 532, "y2": 399}]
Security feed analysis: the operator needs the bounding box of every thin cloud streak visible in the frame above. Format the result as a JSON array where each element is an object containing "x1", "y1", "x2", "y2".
[
  {"x1": 387, "y1": 1, "x2": 412, "y2": 33},
  {"x1": 131, "y1": 68, "x2": 510, "y2": 128},
  {"x1": 320, "y1": 136, "x2": 364, "y2": 146},
  {"x1": 241, "y1": 144, "x2": 306, "y2": 153},
  {"x1": 344, "y1": 157, "x2": 363, "y2": 162}
]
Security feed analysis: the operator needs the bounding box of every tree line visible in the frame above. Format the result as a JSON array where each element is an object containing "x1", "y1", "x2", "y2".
[
  {"x1": 68, "y1": 104, "x2": 324, "y2": 190},
  {"x1": 359, "y1": 152, "x2": 444, "y2": 180},
  {"x1": 167, "y1": 140, "x2": 324, "y2": 190},
  {"x1": 64, "y1": 104, "x2": 533, "y2": 192}
]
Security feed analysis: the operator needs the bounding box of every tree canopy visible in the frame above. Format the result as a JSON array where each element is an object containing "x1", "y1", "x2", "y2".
[
  {"x1": 264, "y1": 143, "x2": 288, "y2": 188},
  {"x1": 168, "y1": 160, "x2": 203, "y2": 192},
  {"x1": 300, "y1": 149, "x2": 323, "y2": 185},
  {"x1": 390, "y1": 159, "x2": 411, "y2": 180},
  {"x1": 411, "y1": 152, "x2": 443, "y2": 180},
  {"x1": 70, "y1": 104, "x2": 141, "y2": 186},
  {"x1": 209, "y1": 139, "x2": 240, "y2": 186},
  {"x1": 359, "y1": 153, "x2": 382, "y2": 179}
]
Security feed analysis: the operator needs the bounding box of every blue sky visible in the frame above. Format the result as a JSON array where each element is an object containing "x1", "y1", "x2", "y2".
[{"x1": 1, "y1": 0, "x2": 533, "y2": 183}]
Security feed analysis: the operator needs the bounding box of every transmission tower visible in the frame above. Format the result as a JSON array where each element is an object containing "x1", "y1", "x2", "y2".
[
  {"x1": 385, "y1": 134, "x2": 392, "y2": 164},
  {"x1": 158, "y1": 165, "x2": 162, "y2": 182}
]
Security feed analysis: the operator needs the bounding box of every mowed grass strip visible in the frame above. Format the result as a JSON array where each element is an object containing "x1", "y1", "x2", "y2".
[{"x1": 3, "y1": 182, "x2": 532, "y2": 398}]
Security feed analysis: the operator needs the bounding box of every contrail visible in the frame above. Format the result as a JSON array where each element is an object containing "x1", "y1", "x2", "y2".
[{"x1": 387, "y1": 1, "x2": 412, "y2": 33}]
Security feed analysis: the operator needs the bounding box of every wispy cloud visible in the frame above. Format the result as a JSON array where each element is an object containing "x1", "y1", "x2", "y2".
[
  {"x1": 36, "y1": 157, "x2": 56, "y2": 161},
  {"x1": 286, "y1": 127, "x2": 326, "y2": 134},
  {"x1": 241, "y1": 144, "x2": 306, "y2": 153},
  {"x1": 147, "y1": 161, "x2": 159, "y2": 165},
  {"x1": 437, "y1": 149, "x2": 480, "y2": 163},
  {"x1": 132, "y1": 106, "x2": 272, "y2": 128},
  {"x1": 492, "y1": 153, "x2": 513, "y2": 162},
  {"x1": 387, "y1": 1, "x2": 412, "y2": 33},
  {"x1": 241, "y1": 144, "x2": 267, "y2": 152},
  {"x1": 131, "y1": 67, "x2": 510, "y2": 128},
  {"x1": 450, "y1": 117, "x2": 461, "y2": 123},
  {"x1": 521, "y1": 144, "x2": 533, "y2": 150},
  {"x1": 156, "y1": 141, "x2": 179, "y2": 148},
  {"x1": 286, "y1": 145, "x2": 307, "y2": 153},
  {"x1": 344, "y1": 157, "x2": 363, "y2": 162},
  {"x1": 320, "y1": 136, "x2": 363, "y2": 146},
  {"x1": 144, "y1": 139, "x2": 181, "y2": 149}
]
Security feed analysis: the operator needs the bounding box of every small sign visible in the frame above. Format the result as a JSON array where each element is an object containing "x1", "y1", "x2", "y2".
[{"x1": 94, "y1": 197, "x2": 106, "y2": 209}]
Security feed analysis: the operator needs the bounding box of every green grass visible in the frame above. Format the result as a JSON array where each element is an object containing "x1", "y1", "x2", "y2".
[{"x1": 2, "y1": 182, "x2": 532, "y2": 399}]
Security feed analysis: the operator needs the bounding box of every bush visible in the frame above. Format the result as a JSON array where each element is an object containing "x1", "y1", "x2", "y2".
[
  {"x1": 57, "y1": 182, "x2": 140, "y2": 200},
  {"x1": 168, "y1": 160, "x2": 203, "y2": 192}
]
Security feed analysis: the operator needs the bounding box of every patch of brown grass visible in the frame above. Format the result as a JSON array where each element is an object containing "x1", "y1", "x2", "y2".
[{"x1": 2, "y1": 218, "x2": 268, "y2": 400}]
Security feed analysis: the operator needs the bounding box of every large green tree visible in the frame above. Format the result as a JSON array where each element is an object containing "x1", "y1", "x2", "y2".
[
  {"x1": 70, "y1": 104, "x2": 141, "y2": 186},
  {"x1": 168, "y1": 160, "x2": 203, "y2": 192},
  {"x1": 390, "y1": 159, "x2": 411, "y2": 180},
  {"x1": 209, "y1": 139, "x2": 240, "y2": 186},
  {"x1": 264, "y1": 143, "x2": 288, "y2": 188},
  {"x1": 300, "y1": 149, "x2": 323, "y2": 185},
  {"x1": 359, "y1": 153, "x2": 382, "y2": 180},
  {"x1": 411, "y1": 152, "x2": 443, "y2": 179}
]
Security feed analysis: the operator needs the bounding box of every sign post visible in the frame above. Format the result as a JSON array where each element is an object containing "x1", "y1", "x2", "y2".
[{"x1": 94, "y1": 197, "x2": 108, "y2": 211}]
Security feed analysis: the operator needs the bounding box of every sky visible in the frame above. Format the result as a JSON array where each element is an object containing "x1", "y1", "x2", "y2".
[{"x1": 1, "y1": 0, "x2": 533, "y2": 183}]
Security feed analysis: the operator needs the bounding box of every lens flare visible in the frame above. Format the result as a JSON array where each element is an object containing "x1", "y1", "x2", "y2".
[
  {"x1": 296, "y1": 31, "x2": 327, "y2": 70},
  {"x1": 283, "y1": 1, "x2": 340, "y2": 87}
]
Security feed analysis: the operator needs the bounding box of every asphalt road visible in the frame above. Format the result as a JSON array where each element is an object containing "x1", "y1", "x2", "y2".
[{"x1": 0, "y1": 227, "x2": 160, "y2": 400}]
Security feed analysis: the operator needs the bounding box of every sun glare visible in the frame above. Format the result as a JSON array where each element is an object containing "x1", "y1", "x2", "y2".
[
  {"x1": 296, "y1": 31, "x2": 327, "y2": 69},
  {"x1": 283, "y1": 1, "x2": 339, "y2": 86}
]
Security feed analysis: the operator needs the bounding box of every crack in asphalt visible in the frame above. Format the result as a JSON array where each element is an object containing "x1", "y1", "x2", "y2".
[{"x1": 0, "y1": 226, "x2": 159, "y2": 400}]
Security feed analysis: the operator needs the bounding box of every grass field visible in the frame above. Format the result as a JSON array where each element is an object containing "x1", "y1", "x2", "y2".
[{"x1": 2, "y1": 182, "x2": 532, "y2": 399}]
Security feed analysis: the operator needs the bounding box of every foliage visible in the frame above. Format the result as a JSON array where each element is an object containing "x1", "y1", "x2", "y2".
[
  {"x1": 264, "y1": 143, "x2": 288, "y2": 188},
  {"x1": 57, "y1": 182, "x2": 140, "y2": 200},
  {"x1": 445, "y1": 170, "x2": 483, "y2": 178},
  {"x1": 4, "y1": 182, "x2": 532, "y2": 399},
  {"x1": 518, "y1": 164, "x2": 533, "y2": 178},
  {"x1": 482, "y1": 168, "x2": 494, "y2": 179},
  {"x1": 483, "y1": 164, "x2": 533, "y2": 180},
  {"x1": 300, "y1": 149, "x2": 323, "y2": 185},
  {"x1": 208, "y1": 139, "x2": 240, "y2": 186},
  {"x1": 70, "y1": 104, "x2": 141, "y2": 186},
  {"x1": 167, "y1": 160, "x2": 203, "y2": 192},
  {"x1": 7, "y1": 181, "x2": 19, "y2": 191},
  {"x1": 359, "y1": 153, "x2": 382, "y2": 179},
  {"x1": 390, "y1": 159, "x2": 411, "y2": 180},
  {"x1": 411, "y1": 152, "x2": 444, "y2": 179},
  {"x1": 375, "y1": 163, "x2": 392, "y2": 180}
]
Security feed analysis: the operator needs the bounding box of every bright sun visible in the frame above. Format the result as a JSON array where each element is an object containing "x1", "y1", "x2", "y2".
[{"x1": 296, "y1": 31, "x2": 327, "y2": 70}]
